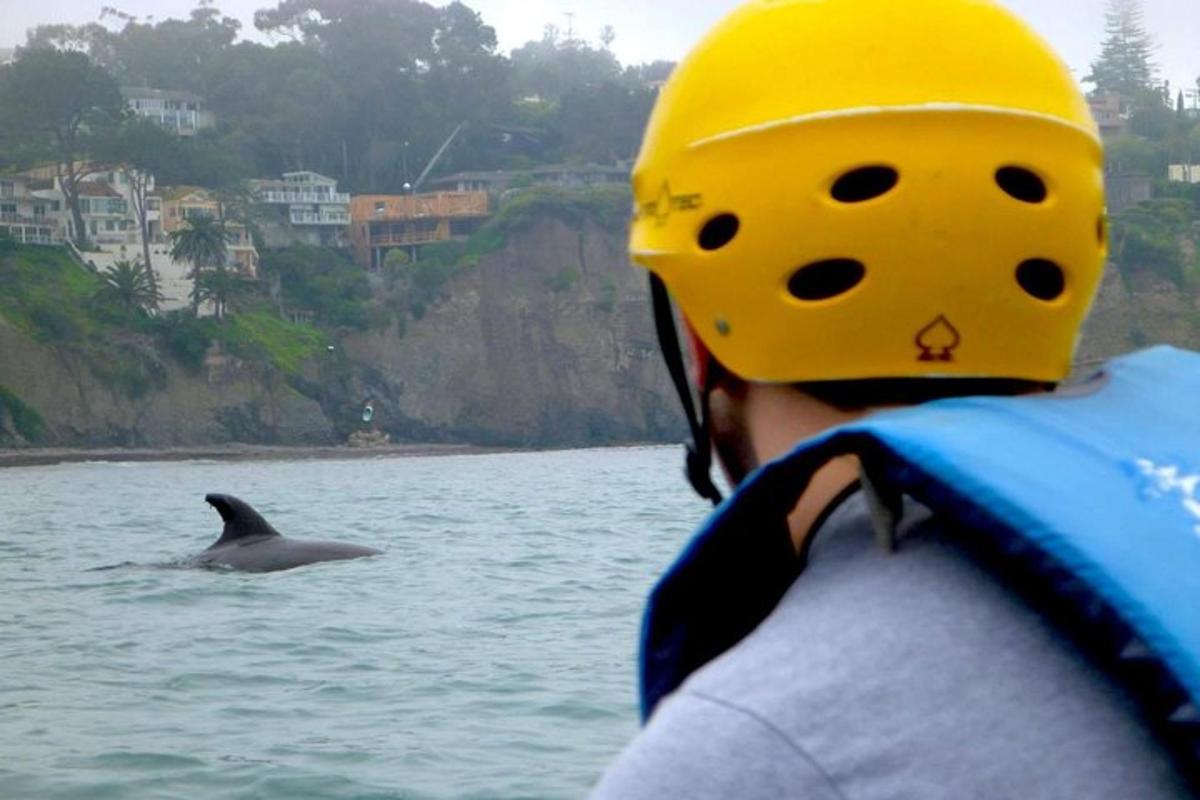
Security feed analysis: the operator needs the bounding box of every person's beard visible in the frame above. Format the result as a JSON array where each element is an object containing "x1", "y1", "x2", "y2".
[{"x1": 705, "y1": 384, "x2": 759, "y2": 489}]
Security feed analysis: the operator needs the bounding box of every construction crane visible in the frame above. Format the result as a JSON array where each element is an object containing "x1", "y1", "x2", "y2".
[{"x1": 406, "y1": 122, "x2": 467, "y2": 193}]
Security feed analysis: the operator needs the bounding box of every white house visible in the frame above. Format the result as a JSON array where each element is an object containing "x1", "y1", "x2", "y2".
[
  {"x1": 0, "y1": 174, "x2": 64, "y2": 245},
  {"x1": 120, "y1": 87, "x2": 216, "y2": 136},
  {"x1": 249, "y1": 171, "x2": 351, "y2": 247},
  {"x1": 1168, "y1": 164, "x2": 1200, "y2": 184}
]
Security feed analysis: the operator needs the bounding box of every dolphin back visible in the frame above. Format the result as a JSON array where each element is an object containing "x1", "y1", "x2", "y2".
[{"x1": 204, "y1": 494, "x2": 282, "y2": 548}]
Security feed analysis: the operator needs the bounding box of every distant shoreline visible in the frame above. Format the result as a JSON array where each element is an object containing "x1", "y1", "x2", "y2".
[{"x1": 0, "y1": 443, "x2": 507, "y2": 469}]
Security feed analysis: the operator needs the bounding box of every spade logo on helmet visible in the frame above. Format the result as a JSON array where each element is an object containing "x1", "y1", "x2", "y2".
[
  {"x1": 916, "y1": 315, "x2": 961, "y2": 363},
  {"x1": 637, "y1": 182, "x2": 703, "y2": 225}
]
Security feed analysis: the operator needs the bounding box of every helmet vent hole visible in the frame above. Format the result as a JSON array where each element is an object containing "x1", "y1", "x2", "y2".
[
  {"x1": 1016, "y1": 259, "x2": 1065, "y2": 301},
  {"x1": 831, "y1": 166, "x2": 899, "y2": 203},
  {"x1": 996, "y1": 167, "x2": 1048, "y2": 204},
  {"x1": 788, "y1": 259, "x2": 866, "y2": 302},
  {"x1": 1098, "y1": 215, "x2": 1108, "y2": 247},
  {"x1": 698, "y1": 213, "x2": 740, "y2": 251}
]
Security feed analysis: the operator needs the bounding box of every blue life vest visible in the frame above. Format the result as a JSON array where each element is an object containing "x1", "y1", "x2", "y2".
[{"x1": 641, "y1": 346, "x2": 1200, "y2": 769}]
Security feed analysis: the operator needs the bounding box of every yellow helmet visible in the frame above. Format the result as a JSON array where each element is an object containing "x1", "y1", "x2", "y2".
[{"x1": 631, "y1": 0, "x2": 1106, "y2": 384}]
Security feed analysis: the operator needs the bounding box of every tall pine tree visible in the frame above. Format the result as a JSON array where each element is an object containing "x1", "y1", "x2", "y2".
[{"x1": 1087, "y1": 0, "x2": 1158, "y2": 96}]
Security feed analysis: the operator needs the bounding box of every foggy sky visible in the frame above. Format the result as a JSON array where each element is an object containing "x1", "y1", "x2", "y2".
[{"x1": 1, "y1": 0, "x2": 1197, "y2": 93}]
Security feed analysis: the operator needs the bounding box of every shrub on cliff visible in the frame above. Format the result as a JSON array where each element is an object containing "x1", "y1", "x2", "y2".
[
  {"x1": 0, "y1": 385, "x2": 45, "y2": 443},
  {"x1": 259, "y1": 245, "x2": 371, "y2": 330},
  {"x1": 151, "y1": 311, "x2": 219, "y2": 372},
  {"x1": 1111, "y1": 198, "x2": 1198, "y2": 289},
  {"x1": 491, "y1": 185, "x2": 631, "y2": 236},
  {"x1": 219, "y1": 312, "x2": 327, "y2": 376}
]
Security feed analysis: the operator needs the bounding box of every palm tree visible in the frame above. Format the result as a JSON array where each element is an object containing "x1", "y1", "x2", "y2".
[
  {"x1": 93, "y1": 259, "x2": 163, "y2": 317},
  {"x1": 168, "y1": 214, "x2": 232, "y2": 315},
  {"x1": 193, "y1": 267, "x2": 256, "y2": 321}
]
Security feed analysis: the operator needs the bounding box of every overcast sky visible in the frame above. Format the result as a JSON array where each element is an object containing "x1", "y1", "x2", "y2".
[{"x1": 1, "y1": 0, "x2": 1198, "y2": 93}]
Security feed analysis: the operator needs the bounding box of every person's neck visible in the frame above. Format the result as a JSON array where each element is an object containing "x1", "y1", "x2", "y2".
[{"x1": 742, "y1": 384, "x2": 866, "y2": 554}]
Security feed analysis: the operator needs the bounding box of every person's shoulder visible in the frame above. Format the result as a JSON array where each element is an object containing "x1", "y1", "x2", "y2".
[
  {"x1": 590, "y1": 686, "x2": 845, "y2": 800},
  {"x1": 661, "y1": 495, "x2": 1189, "y2": 798}
]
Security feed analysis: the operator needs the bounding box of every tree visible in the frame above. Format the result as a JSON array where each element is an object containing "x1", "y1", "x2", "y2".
[
  {"x1": 254, "y1": 0, "x2": 442, "y2": 190},
  {"x1": 192, "y1": 265, "x2": 255, "y2": 320},
  {"x1": 93, "y1": 259, "x2": 163, "y2": 317},
  {"x1": 30, "y1": 4, "x2": 242, "y2": 91},
  {"x1": 258, "y1": 244, "x2": 371, "y2": 328},
  {"x1": 1086, "y1": 0, "x2": 1158, "y2": 97},
  {"x1": 94, "y1": 115, "x2": 183, "y2": 302},
  {"x1": 0, "y1": 48, "x2": 124, "y2": 249},
  {"x1": 168, "y1": 214, "x2": 232, "y2": 315},
  {"x1": 511, "y1": 31, "x2": 623, "y2": 103}
]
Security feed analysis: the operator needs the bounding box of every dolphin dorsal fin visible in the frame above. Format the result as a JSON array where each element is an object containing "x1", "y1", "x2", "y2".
[{"x1": 204, "y1": 494, "x2": 283, "y2": 548}]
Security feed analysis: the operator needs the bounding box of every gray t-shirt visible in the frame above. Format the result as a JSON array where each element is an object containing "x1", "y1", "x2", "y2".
[{"x1": 592, "y1": 493, "x2": 1190, "y2": 799}]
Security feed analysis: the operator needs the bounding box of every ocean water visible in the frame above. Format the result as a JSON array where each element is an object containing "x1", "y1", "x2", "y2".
[{"x1": 0, "y1": 447, "x2": 709, "y2": 799}]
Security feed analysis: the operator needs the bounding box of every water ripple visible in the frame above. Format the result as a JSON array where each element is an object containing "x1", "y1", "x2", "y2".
[{"x1": 0, "y1": 447, "x2": 704, "y2": 798}]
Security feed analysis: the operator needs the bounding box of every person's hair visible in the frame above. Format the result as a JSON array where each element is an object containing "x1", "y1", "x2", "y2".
[
  {"x1": 797, "y1": 378, "x2": 1053, "y2": 413},
  {"x1": 703, "y1": 353, "x2": 1050, "y2": 412}
]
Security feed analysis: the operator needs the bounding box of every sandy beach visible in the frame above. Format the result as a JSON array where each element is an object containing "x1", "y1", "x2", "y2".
[{"x1": 0, "y1": 443, "x2": 503, "y2": 469}]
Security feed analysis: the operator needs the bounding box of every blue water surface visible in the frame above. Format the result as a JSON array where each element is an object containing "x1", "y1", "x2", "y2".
[{"x1": 0, "y1": 447, "x2": 706, "y2": 799}]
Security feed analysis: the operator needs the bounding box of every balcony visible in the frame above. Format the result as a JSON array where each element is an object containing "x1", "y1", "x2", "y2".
[
  {"x1": 0, "y1": 222, "x2": 59, "y2": 245},
  {"x1": 258, "y1": 189, "x2": 351, "y2": 205},
  {"x1": 0, "y1": 212, "x2": 50, "y2": 225},
  {"x1": 290, "y1": 210, "x2": 350, "y2": 226},
  {"x1": 369, "y1": 230, "x2": 448, "y2": 247}
]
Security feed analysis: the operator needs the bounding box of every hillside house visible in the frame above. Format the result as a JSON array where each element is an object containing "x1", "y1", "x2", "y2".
[
  {"x1": 429, "y1": 164, "x2": 629, "y2": 196},
  {"x1": 530, "y1": 163, "x2": 629, "y2": 188},
  {"x1": 428, "y1": 171, "x2": 515, "y2": 194},
  {"x1": 1106, "y1": 171, "x2": 1153, "y2": 213},
  {"x1": 1088, "y1": 92, "x2": 1129, "y2": 138},
  {"x1": 0, "y1": 174, "x2": 63, "y2": 245},
  {"x1": 249, "y1": 171, "x2": 350, "y2": 247},
  {"x1": 350, "y1": 192, "x2": 489, "y2": 269},
  {"x1": 76, "y1": 182, "x2": 134, "y2": 245},
  {"x1": 161, "y1": 187, "x2": 259, "y2": 276},
  {"x1": 1168, "y1": 164, "x2": 1200, "y2": 184},
  {"x1": 121, "y1": 87, "x2": 215, "y2": 136}
]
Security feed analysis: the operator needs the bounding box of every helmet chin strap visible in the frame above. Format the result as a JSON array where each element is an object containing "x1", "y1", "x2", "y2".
[{"x1": 649, "y1": 274, "x2": 724, "y2": 506}]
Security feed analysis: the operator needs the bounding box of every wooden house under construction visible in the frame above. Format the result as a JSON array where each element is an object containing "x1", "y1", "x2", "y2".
[{"x1": 350, "y1": 191, "x2": 490, "y2": 269}]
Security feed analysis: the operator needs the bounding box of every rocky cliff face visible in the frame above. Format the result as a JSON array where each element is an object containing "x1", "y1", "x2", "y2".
[
  {"x1": 0, "y1": 215, "x2": 685, "y2": 449},
  {"x1": 342, "y1": 216, "x2": 684, "y2": 446},
  {"x1": 1079, "y1": 268, "x2": 1200, "y2": 365},
  {"x1": 0, "y1": 321, "x2": 333, "y2": 448}
]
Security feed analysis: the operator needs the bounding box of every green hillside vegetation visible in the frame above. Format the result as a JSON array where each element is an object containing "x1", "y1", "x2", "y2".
[
  {"x1": 0, "y1": 238, "x2": 329, "y2": 389},
  {"x1": 0, "y1": 384, "x2": 46, "y2": 442},
  {"x1": 259, "y1": 245, "x2": 371, "y2": 330},
  {"x1": 1110, "y1": 192, "x2": 1200, "y2": 289},
  {"x1": 1088, "y1": 1, "x2": 1200, "y2": 295}
]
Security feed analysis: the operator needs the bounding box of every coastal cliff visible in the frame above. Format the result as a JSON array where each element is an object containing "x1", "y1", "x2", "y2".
[
  {"x1": 1, "y1": 210, "x2": 1197, "y2": 450},
  {"x1": 0, "y1": 210, "x2": 684, "y2": 449}
]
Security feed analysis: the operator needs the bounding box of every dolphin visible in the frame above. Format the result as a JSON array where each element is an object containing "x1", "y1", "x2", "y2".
[{"x1": 192, "y1": 493, "x2": 382, "y2": 572}]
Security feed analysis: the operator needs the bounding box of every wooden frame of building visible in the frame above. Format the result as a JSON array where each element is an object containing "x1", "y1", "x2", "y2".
[{"x1": 350, "y1": 191, "x2": 490, "y2": 269}]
